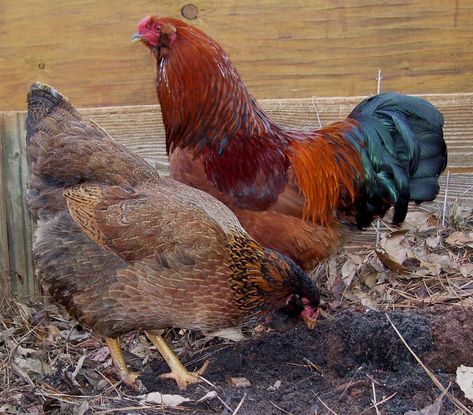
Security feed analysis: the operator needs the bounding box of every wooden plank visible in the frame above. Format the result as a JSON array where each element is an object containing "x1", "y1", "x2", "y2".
[
  {"x1": 78, "y1": 93, "x2": 473, "y2": 173},
  {"x1": 1, "y1": 0, "x2": 473, "y2": 111},
  {"x1": 2, "y1": 112, "x2": 38, "y2": 302},
  {"x1": 4, "y1": 92, "x2": 472, "y2": 300},
  {"x1": 0, "y1": 114, "x2": 12, "y2": 311},
  {"x1": 10, "y1": 92, "x2": 473, "y2": 173}
]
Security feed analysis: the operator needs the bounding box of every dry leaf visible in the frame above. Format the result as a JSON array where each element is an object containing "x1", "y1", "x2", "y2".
[
  {"x1": 456, "y1": 365, "x2": 473, "y2": 402},
  {"x1": 139, "y1": 392, "x2": 191, "y2": 406},
  {"x1": 341, "y1": 255, "x2": 360, "y2": 286},
  {"x1": 15, "y1": 357, "x2": 52, "y2": 376},
  {"x1": 375, "y1": 249, "x2": 411, "y2": 274},
  {"x1": 379, "y1": 230, "x2": 411, "y2": 265},
  {"x1": 72, "y1": 401, "x2": 90, "y2": 415},
  {"x1": 15, "y1": 302, "x2": 32, "y2": 322},
  {"x1": 129, "y1": 340, "x2": 149, "y2": 358},
  {"x1": 0, "y1": 404, "x2": 18, "y2": 414},
  {"x1": 404, "y1": 393, "x2": 443, "y2": 414},
  {"x1": 358, "y1": 266, "x2": 380, "y2": 289},
  {"x1": 460, "y1": 264, "x2": 473, "y2": 278},
  {"x1": 450, "y1": 201, "x2": 473, "y2": 223},
  {"x1": 425, "y1": 235, "x2": 441, "y2": 249},
  {"x1": 13, "y1": 344, "x2": 37, "y2": 357},
  {"x1": 402, "y1": 211, "x2": 438, "y2": 232},
  {"x1": 26, "y1": 404, "x2": 44, "y2": 415},
  {"x1": 424, "y1": 253, "x2": 456, "y2": 270},
  {"x1": 445, "y1": 231, "x2": 473, "y2": 246},
  {"x1": 229, "y1": 377, "x2": 251, "y2": 387},
  {"x1": 89, "y1": 346, "x2": 110, "y2": 362},
  {"x1": 342, "y1": 283, "x2": 378, "y2": 310},
  {"x1": 206, "y1": 327, "x2": 246, "y2": 342},
  {"x1": 360, "y1": 296, "x2": 379, "y2": 311},
  {"x1": 47, "y1": 324, "x2": 62, "y2": 342},
  {"x1": 327, "y1": 257, "x2": 345, "y2": 299},
  {"x1": 61, "y1": 328, "x2": 91, "y2": 342}
]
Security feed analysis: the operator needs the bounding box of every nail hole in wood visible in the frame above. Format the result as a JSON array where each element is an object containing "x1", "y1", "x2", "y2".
[{"x1": 181, "y1": 4, "x2": 198, "y2": 20}]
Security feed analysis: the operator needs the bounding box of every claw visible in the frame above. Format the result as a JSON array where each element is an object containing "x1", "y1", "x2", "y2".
[
  {"x1": 123, "y1": 371, "x2": 140, "y2": 386},
  {"x1": 105, "y1": 337, "x2": 144, "y2": 390},
  {"x1": 145, "y1": 331, "x2": 210, "y2": 390},
  {"x1": 159, "y1": 359, "x2": 209, "y2": 390}
]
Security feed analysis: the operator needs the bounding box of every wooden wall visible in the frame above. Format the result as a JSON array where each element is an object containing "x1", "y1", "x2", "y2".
[
  {"x1": 1, "y1": 0, "x2": 473, "y2": 111},
  {"x1": 1, "y1": 0, "x2": 473, "y2": 303},
  {"x1": 1, "y1": 93, "x2": 473, "y2": 302}
]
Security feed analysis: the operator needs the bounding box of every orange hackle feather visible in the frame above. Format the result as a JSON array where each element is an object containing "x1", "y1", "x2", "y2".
[{"x1": 288, "y1": 119, "x2": 364, "y2": 225}]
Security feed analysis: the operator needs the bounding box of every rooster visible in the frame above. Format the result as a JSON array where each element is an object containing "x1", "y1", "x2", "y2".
[
  {"x1": 26, "y1": 83, "x2": 319, "y2": 389},
  {"x1": 133, "y1": 16, "x2": 447, "y2": 269}
]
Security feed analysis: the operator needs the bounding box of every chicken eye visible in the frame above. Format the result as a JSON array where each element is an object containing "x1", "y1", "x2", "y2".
[{"x1": 155, "y1": 25, "x2": 161, "y2": 32}]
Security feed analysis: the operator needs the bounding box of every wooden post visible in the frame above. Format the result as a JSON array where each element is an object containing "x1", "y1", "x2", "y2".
[
  {"x1": 0, "y1": 113, "x2": 12, "y2": 312},
  {"x1": 1, "y1": 112, "x2": 38, "y2": 303},
  {"x1": 0, "y1": 93, "x2": 473, "y2": 304}
]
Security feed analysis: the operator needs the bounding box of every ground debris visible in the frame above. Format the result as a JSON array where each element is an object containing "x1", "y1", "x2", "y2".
[
  {"x1": 321, "y1": 208, "x2": 473, "y2": 311},
  {"x1": 457, "y1": 365, "x2": 473, "y2": 402},
  {"x1": 404, "y1": 393, "x2": 443, "y2": 415},
  {"x1": 228, "y1": 377, "x2": 252, "y2": 388},
  {"x1": 1, "y1": 206, "x2": 473, "y2": 414}
]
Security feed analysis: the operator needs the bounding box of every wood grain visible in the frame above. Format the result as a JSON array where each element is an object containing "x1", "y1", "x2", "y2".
[
  {"x1": 1, "y1": 93, "x2": 472, "y2": 299},
  {"x1": 1, "y1": 112, "x2": 37, "y2": 302},
  {"x1": 78, "y1": 93, "x2": 473, "y2": 173},
  {"x1": 1, "y1": 0, "x2": 473, "y2": 111},
  {"x1": 0, "y1": 115, "x2": 12, "y2": 311}
]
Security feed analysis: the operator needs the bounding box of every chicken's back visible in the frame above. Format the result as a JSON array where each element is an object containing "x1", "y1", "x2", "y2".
[
  {"x1": 26, "y1": 83, "x2": 160, "y2": 219},
  {"x1": 27, "y1": 83, "x2": 314, "y2": 337},
  {"x1": 26, "y1": 83, "x2": 252, "y2": 336}
]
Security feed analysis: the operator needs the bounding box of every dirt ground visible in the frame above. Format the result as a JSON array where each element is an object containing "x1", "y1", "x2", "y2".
[
  {"x1": 2, "y1": 304, "x2": 472, "y2": 415},
  {"x1": 138, "y1": 307, "x2": 473, "y2": 415},
  {"x1": 2, "y1": 209, "x2": 472, "y2": 414}
]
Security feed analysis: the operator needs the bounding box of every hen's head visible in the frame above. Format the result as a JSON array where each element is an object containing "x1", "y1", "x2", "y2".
[
  {"x1": 132, "y1": 16, "x2": 176, "y2": 47},
  {"x1": 229, "y1": 236, "x2": 320, "y2": 331},
  {"x1": 267, "y1": 257, "x2": 320, "y2": 331}
]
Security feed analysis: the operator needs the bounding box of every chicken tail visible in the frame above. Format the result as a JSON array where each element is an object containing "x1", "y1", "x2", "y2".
[
  {"x1": 26, "y1": 82, "x2": 80, "y2": 139},
  {"x1": 26, "y1": 83, "x2": 79, "y2": 217},
  {"x1": 26, "y1": 83, "x2": 160, "y2": 218},
  {"x1": 346, "y1": 93, "x2": 447, "y2": 227}
]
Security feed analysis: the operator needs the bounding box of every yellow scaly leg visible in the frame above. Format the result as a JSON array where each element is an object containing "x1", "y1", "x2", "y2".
[
  {"x1": 105, "y1": 337, "x2": 139, "y2": 385},
  {"x1": 145, "y1": 331, "x2": 209, "y2": 390}
]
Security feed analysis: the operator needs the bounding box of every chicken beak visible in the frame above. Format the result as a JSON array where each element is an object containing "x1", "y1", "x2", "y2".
[
  {"x1": 131, "y1": 32, "x2": 142, "y2": 43},
  {"x1": 303, "y1": 316, "x2": 317, "y2": 330}
]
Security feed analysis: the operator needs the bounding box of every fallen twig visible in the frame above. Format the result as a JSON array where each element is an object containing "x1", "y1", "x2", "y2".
[
  {"x1": 231, "y1": 393, "x2": 247, "y2": 415},
  {"x1": 269, "y1": 400, "x2": 295, "y2": 415}
]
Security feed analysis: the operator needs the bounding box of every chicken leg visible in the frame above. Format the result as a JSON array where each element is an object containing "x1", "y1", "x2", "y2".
[
  {"x1": 145, "y1": 331, "x2": 209, "y2": 390},
  {"x1": 105, "y1": 337, "x2": 139, "y2": 385}
]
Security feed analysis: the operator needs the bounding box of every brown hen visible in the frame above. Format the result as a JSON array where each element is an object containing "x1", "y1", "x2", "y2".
[{"x1": 26, "y1": 83, "x2": 320, "y2": 389}]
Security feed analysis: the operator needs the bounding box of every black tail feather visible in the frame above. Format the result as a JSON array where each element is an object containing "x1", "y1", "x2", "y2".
[{"x1": 347, "y1": 93, "x2": 447, "y2": 227}]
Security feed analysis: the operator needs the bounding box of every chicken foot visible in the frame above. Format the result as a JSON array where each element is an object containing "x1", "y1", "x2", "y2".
[
  {"x1": 145, "y1": 331, "x2": 209, "y2": 390},
  {"x1": 105, "y1": 337, "x2": 140, "y2": 385}
]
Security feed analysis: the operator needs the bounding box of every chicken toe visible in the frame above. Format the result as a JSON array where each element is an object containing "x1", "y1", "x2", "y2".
[{"x1": 145, "y1": 331, "x2": 209, "y2": 390}]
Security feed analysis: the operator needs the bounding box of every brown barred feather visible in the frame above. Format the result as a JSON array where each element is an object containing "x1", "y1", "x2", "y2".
[{"x1": 27, "y1": 82, "x2": 319, "y2": 341}]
